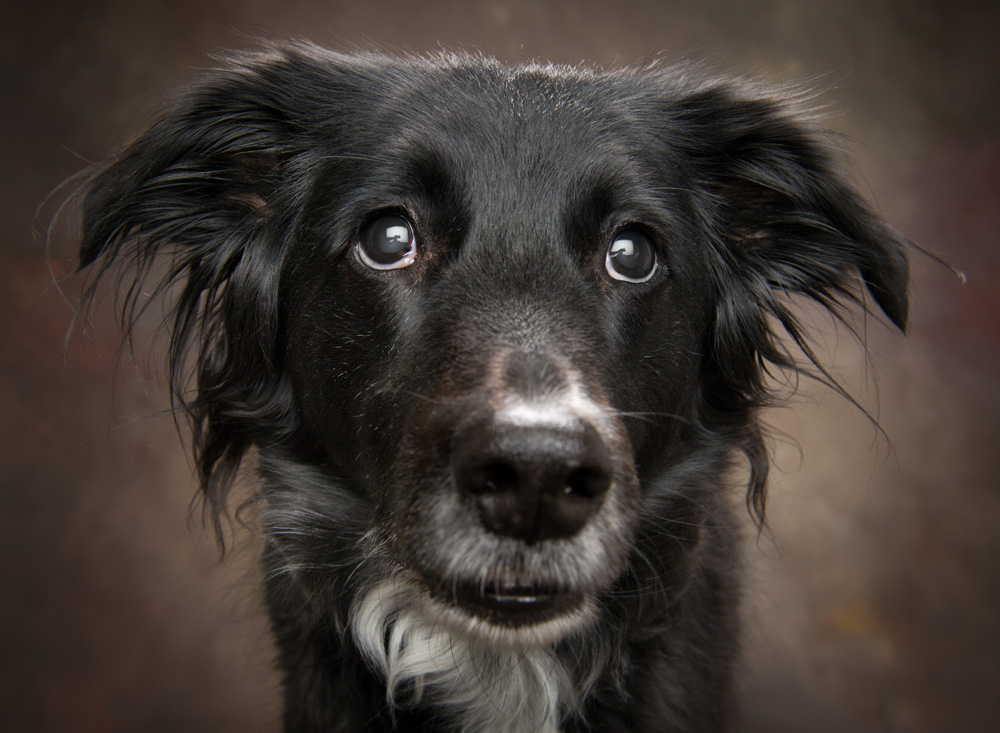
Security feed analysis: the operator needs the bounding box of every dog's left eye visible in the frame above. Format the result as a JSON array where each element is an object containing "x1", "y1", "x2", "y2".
[
  {"x1": 357, "y1": 214, "x2": 418, "y2": 270},
  {"x1": 605, "y1": 229, "x2": 658, "y2": 283}
]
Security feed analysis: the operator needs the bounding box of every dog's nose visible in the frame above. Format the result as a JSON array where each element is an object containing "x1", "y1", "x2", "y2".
[{"x1": 451, "y1": 416, "x2": 613, "y2": 543}]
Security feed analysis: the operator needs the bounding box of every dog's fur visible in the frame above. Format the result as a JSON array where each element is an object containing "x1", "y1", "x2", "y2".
[{"x1": 76, "y1": 44, "x2": 909, "y2": 732}]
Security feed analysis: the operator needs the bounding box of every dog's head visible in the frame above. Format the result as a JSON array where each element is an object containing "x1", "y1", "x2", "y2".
[{"x1": 78, "y1": 46, "x2": 908, "y2": 650}]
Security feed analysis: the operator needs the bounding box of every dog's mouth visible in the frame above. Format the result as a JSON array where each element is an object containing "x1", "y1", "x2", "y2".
[
  {"x1": 422, "y1": 578, "x2": 594, "y2": 645},
  {"x1": 441, "y1": 580, "x2": 585, "y2": 626}
]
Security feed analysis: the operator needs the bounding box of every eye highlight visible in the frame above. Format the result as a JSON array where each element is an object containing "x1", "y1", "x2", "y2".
[
  {"x1": 605, "y1": 229, "x2": 658, "y2": 283},
  {"x1": 357, "y1": 214, "x2": 418, "y2": 270}
]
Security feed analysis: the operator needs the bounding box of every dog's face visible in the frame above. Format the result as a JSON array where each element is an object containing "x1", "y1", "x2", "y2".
[
  {"x1": 78, "y1": 47, "x2": 908, "y2": 653},
  {"x1": 282, "y1": 73, "x2": 716, "y2": 644}
]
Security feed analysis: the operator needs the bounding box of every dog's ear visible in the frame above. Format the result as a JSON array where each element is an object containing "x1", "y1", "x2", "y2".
[
  {"x1": 665, "y1": 83, "x2": 910, "y2": 520},
  {"x1": 77, "y1": 46, "x2": 368, "y2": 542},
  {"x1": 79, "y1": 46, "x2": 359, "y2": 269},
  {"x1": 671, "y1": 84, "x2": 909, "y2": 334},
  {"x1": 666, "y1": 83, "x2": 909, "y2": 372}
]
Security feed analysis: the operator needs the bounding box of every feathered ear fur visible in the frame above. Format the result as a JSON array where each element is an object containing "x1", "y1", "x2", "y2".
[
  {"x1": 668, "y1": 84, "x2": 910, "y2": 520},
  {"x1": 77, "y1": 46, "x2": 368, "y2": 540}
]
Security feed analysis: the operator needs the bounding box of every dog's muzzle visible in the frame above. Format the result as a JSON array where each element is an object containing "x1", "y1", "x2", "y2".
[{"x1": 388, "y1": 354, "x2": 639, "y2": 645}]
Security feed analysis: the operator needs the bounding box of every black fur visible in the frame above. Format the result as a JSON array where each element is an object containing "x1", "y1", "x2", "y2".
[{"x1": 77, "y1": 44, "x2": 908, "y2": 732}]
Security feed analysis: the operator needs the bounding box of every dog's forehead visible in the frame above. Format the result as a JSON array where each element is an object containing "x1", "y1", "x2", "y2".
[
  {"x1": 354, "y1": 63, "x2": 665, "y2": 246},
  {"x1": 406, "y1": 64, "x2": 636, "y2": 175}
]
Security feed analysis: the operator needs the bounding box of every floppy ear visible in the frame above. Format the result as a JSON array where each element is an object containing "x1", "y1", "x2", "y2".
[
  {"x1": 670, "y1": 82, "x2": 909, "y2": 370},
  {"x1": 77, "y1": 45, "x2": 367, "y2": 540},
  {"x1": 667, "y1": 83, "x2": 910, "y2": 518}
]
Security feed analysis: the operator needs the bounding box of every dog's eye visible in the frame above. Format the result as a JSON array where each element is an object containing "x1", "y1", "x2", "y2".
[
  {"x1": 605, "y1": 229, "x2": 657, "y2": 283},
  {"x1": 357, "y1": 214, "x2": 418, "y2": 270}
]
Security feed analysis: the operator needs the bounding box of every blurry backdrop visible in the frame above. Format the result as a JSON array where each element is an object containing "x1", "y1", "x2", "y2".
[{"x1": 3, "y1": 1, "x2": 998, "y2": 731}]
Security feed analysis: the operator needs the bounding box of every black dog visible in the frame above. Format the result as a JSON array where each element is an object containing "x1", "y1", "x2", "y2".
[{"x1": 77, "y1": 44, "x2": 908, "y2": 732}]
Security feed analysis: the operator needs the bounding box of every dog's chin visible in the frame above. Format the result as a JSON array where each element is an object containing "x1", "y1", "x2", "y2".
[{"x1": 421, "y1": 582, "x2": 597, "y2": 649}]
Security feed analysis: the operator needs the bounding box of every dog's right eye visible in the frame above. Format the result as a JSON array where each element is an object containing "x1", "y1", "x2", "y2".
[
  {"x1": 605, "y1": 229, "x2": 658, "y2": 283},
  {"x1": 357, "y1": 214, "x2": 418, "y2": 270}
]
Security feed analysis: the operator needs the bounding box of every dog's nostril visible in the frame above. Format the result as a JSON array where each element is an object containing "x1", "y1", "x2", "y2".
[
  {"x1": 566, "y1": 466, "x2": 611, "y2": 498},
  {"x1": 472, "y1": 462, "x2": 519, "y2": 495},
  {"x1": 451, "y1": 417, "x2": 613, "y2": 543}
]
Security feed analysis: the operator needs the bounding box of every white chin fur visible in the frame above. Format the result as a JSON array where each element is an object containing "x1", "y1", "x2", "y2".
[{"x1": 351, "y1": 574, "x2": 584, "y2": 733}]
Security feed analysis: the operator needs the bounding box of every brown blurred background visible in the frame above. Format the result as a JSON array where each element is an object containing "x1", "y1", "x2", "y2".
[{"x1": 3, "y1": 1, "x2": 999, "y2": 731}]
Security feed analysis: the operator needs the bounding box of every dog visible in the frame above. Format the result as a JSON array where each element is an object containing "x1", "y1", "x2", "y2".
[{"x1": 76, "y1": 44, "x2": 909, "y2": 732}]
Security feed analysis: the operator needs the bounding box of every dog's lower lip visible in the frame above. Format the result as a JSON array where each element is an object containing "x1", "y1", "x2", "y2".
[{"x1": 439, "y1": 582, "x2": 583, "y2": 626}]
